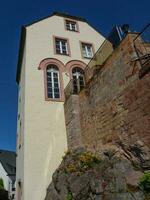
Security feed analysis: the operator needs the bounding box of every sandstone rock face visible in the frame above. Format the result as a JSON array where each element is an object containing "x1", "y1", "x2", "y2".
[{"x1": 45, "y1": 148, "x2": 147, "y2": 200}]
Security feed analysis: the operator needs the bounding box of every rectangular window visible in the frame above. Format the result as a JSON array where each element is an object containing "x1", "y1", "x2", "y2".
[
  {"x1": 65, "y1": 20, "x2": 78, "y2": 32},
  {"x1": 55, "y1": 38, "x2": 69, "y2": 55},
  {"x1": 81, "y1": 43, "x2": 94, "y2": 59}
]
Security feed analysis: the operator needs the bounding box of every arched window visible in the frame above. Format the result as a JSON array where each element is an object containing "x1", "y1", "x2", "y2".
[
  {"x1": 46, "y1": 65, "x2": 60, "y2": 99},
  {"x1": 72, "y1": 67, "x2": 85, "y2": 94}
]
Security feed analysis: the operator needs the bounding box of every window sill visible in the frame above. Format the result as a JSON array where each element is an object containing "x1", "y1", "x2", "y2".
[
  {"x1": 45, "y1": 98, "x2": 64, "y2": 102},
  {"x1": 83, "y1": 56, "x2": 93, "y2": 60},
  {"x1": 66, "y1": 29, "x2": 79, "y2": 33},
  {"x1": 55, "y1": 52, "x2": 70, "y2": 57}
]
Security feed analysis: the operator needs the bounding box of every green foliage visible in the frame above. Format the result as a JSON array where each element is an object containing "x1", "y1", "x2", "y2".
[
  {"x1": 66, "y1": 192, "x2": 73, "y2": 200},
  {"x1": 145, "y1": 193, "x2": 150, "y2": 200},
  {"x1": 0, "y1": 178, "x2": 4, "y2": 190},
  {"x1": 79, "y1": 152, "x2": 101, "y2": 169},
  {"x1": 65, "y1": 151, "x2": 101, "y2": 173},
  {"x1": 139, "y1": 172, "x2": 150, "y2": 192},
  {"x1": 0, "y1": 189, "x2": 8, "y2": 200}
]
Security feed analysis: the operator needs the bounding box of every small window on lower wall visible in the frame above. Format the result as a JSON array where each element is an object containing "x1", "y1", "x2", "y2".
[
  {"x1": 81, "y1": 42, "x2": 94, "y2": 59},
  {"x1": 46, "y1": 65, "x2": 60, "y2": 99}
]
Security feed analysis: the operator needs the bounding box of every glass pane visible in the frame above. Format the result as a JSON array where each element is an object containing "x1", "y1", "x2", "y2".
[
  {"x1": 87, "y1": 48, "x2": 92, "y2": 57},
  {"x1": 55, "y1": 43, "x2": 60, "y2": 47},
  {"x1": 54, "y1": 93, "x2": 60, "y2": 98},
  {"x1": 47, "y1": 82, "x2": 52, "y2": 87},
  {"x1": 54, "y1": 77, "x2": 58, "y2": 82},
  {"x1": 82, "y1": 44, "x2": 86, "y2": 49},
  {"x1": 55, "y1": 40, "x2": 60, "y2": 44},
  {"x1": 47, "y1": 71, "x2": 52, "y2": 75},
  {"x1": 80, "y1": 75, "x2": 84, "y2": 80},
  {"x1": 73, "y1": 85, "x2": 78, "y2": 94},
  {"x1": 56, "y1": 49, "x2": 61, "y2": 54},
  {"x1": 47, "y1": 75, "x2": 52, "y2": 79},
  {"x1": 62, "y1": 44, "x2": 67, "y2": 48},
  {"x1": 82, "y1": 48, "x2": 87, "y2": 57},
  {"x1": 48, "y1": 92, "x2": 53, "y2": 98},
  {"x1": 47, "y1": 77, "x2": 52, "y2": 81},
  {"x1": 62, "y1": 45, "x2": 67, "y2": 54},
  {"x1": 73, "y1": 77, "x2": 77, "y2": 85},
  {"x1": 54, "y1": 83, "x2": 59, "y2": 88},
  {"x1": 61, "y1": 41, "x2": 66, "y2": 46},
  {"x1": 66, "y1": 25, "x2": 70, "y2": 30},
  {"x1": 80, "y1": 79, "x2": 84, "y2": 86},
  {"x1": 47, "y1": 87, "x2": 53, "y2": 92},
  {"x1": 53, "y1": 73, "x2": 58, "y2": 77},
  {"x1": 71, "y1": 24, "x2": 76, "y2": 31},
  {"x1": 66, "y1": 21, "x2": 71, "y2": 30},
  {"x1": 62, "y1": 50, "x2": 67, "y2": 54},
  {"x1": 54, "y1": 88, "x2": 59, "y2": 93}
]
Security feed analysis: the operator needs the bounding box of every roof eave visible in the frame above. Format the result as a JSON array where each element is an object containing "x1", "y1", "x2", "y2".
[
  {"x1": 16, "y1": 26, "x2": 26, "y2": 84},
  {"x1": 25, "y1": 12, "x2": 87, "y2": 27}
]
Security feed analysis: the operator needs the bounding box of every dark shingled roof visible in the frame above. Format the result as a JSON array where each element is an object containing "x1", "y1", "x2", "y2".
[{"x1": 0, "y1": 150, "x2": 16, "y2": 177}]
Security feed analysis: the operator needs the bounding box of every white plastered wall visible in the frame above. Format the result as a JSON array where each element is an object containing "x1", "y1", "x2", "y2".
[{"x1": 17, "y1": 15, "x2": 105, "y2": 200}]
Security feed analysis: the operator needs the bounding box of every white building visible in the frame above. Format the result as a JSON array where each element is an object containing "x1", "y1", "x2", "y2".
[
  {"x1": 0, "y1": 150, "x2": 16, "y2": 200},
  {"x1": 16, "y1": 12, "x2": 105, "y2": 200}
]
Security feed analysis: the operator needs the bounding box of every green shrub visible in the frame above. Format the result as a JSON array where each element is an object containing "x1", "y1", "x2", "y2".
[
  {"x1": 0, "y1": 178, "x2": 4, "y2": 190},
  {"x1": 139, "y1": 172, "x2": 150, "y2": 192},
  {"x1": 79, "y1": 152, "x2": 101, "y2": 169},
  {"x1": 145, "y1": 193, "x2": 150, "y2": 200},
  {"x1": 66, "y1": 192, "x2": 73, "y2": 200},
  {"x1": 64, "y1": 151, "x2": 101, "y2": 174}
]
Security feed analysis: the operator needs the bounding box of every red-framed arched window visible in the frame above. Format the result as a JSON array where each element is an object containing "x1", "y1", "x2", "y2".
[
  {"x1": 46, "y1": 65, "x2": 60, "y2": 99},
  {"x1": 38, "y1": 58, "x2": 65, "y2": 101},
  {"x1": 72, "y1": 67, "x2": 85, "y2": 94},
  {"x1": 66, "y1": 60, "x2": 86, "y2": 94}
]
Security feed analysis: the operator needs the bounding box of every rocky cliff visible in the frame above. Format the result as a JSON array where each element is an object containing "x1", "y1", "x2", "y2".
[{"x1": 45, "y1": 146, "x2": 150, "y2": 200}]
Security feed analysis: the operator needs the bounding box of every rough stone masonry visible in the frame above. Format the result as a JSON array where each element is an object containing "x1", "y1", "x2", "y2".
[{"x1": 65, "y1": 33, "x2": 150, "y2": 162}]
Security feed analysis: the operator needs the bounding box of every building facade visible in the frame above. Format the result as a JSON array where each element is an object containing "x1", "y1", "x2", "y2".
[
  {"x1": 0, "y1": 150, "x2": 16, "y2": 200},
  {"x1": 16, "y1": 12, "x2": 105, "y2": 200}
]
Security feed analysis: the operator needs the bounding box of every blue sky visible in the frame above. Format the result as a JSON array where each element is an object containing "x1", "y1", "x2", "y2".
[{"x1": 0, "y1": 0, "x2": 149, "y2": 151}]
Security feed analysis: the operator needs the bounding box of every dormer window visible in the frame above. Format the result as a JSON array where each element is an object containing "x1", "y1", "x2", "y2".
[{"x1": 65, "y1": 20, "x2": 78, "y2": 32}]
